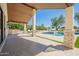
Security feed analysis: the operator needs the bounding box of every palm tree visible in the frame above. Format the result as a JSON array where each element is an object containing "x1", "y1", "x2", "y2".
[
  {"x1": 75, "y1": 12, "x2": 79, "y2": 25},
  {"x1": 51, "y1": 15, "x2": 64, "y2": 31}
]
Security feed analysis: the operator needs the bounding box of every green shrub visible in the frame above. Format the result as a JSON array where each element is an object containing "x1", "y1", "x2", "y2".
[
  {"x1": 75, "y1": 37, "x2": 79, "y2": 48},
  {"x1": 8, "y1": 22, "x2": 24, "y2": 30},
  {"x1": 58, "y1": 29, "x2": 64, "y2": 32},
  {"x1": 77, "y1": 29, "x2": 79, "y2": 32}
]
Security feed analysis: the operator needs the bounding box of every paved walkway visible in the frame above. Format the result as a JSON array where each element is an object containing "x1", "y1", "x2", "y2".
[{"x1": 0, "y1": 33, "x2": 79, "y2": 56}]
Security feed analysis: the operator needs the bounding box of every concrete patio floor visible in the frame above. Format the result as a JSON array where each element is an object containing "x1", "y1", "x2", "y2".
[{"x1": 0, "y1": 33, "x2": 79, "y2": 56}]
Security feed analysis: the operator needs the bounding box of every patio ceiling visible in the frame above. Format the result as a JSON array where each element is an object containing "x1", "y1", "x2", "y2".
[
  {"x1": 7, "y1": 3, "x2": 33, "y2": 23},
  {"x1": 7, "y1": 3, "x2": 73, "y2": 23},
  {"x1": 25, "y1": 3, "x2": 67, "y2": 9}
]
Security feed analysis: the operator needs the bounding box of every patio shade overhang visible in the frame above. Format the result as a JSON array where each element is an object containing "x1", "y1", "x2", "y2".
[
  {"x1": 25, "y1": 3, "x2": 73, "y2": 9},
  {"x1": 7, "y1": 3, "x2": 73, "y2": 23},
  {"x1": 7, "y1": 3, "x2": 33, "y2": 23}
]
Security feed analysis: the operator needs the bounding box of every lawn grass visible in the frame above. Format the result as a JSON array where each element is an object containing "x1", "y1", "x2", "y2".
[{"x1": 75, "y1": 36, "x2": 79, "y2": 48}]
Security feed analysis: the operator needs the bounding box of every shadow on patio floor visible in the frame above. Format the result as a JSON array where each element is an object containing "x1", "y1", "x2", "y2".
[
  {"x1": 0, "y1": 34, "x2": 70, "y2": 56},
  {"x1": 43, "y1": 45, "x2": 71, "y2": 52}
]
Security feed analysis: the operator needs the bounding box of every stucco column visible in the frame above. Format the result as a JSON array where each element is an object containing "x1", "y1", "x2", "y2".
[
  {"x1": 64, "y1": 5, "x2": 74, "y2": 49},
  {"x1": 32, "y1": 9, "x2": 36, "y2": 37},
  {"x1": 24, "y1": 23, "x2": 27, "y2": 33}
]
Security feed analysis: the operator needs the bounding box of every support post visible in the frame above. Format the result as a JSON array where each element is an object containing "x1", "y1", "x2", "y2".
[
  {"x1": 24, "y1": 23, "x2": 27, "y2": 33},
  {"x1": 32, "y1": 9, "x2": 36, "y2": 37},
  {"x1": 64, "y1": 5, "x2": 74, "y2": 49}
]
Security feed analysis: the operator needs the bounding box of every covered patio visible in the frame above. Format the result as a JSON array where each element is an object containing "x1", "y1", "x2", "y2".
[
  {"x1": 1, "y1": 32, "x2": 79, "y2": 56},
  {"x1": 0, "y1": 3, "x2": 76, "y2": 56},
  {"x1": 7, "y1": 3, "x2": 74, "y2": 48}
]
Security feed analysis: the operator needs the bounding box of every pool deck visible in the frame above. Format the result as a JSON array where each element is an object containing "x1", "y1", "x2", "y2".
[{"x1": 0, "y1": 32, "x2": 79, "y2": 56}]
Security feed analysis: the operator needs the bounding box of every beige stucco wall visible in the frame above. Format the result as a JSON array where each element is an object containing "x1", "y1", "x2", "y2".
[
  {"x1": 0, "y1": 3, "x2": 8, "y2": 52},
  {"x1": 0, "y1": 3, "x2": 8, "y2": 40}
]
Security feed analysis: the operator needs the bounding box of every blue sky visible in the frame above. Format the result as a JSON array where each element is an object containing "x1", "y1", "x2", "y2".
[
  {"x1": 74, "y1": 3, "x2": 79, "y2": 27},
  {"x1": 28, "y1": 3, "x2": 79, "y2": 27}
]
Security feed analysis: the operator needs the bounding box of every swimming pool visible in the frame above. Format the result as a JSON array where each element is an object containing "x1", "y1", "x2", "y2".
[{"x1": 43, "y1": 32, "x2": 79, "y2": 36}]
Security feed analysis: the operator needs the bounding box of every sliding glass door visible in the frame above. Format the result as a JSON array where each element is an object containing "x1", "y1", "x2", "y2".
[
  {"x1": 0, "y1": 7, "x2": 4, "y2": 44},
  {"x1": 0, "y1": 7, "x2": 1, "y2": 44}
]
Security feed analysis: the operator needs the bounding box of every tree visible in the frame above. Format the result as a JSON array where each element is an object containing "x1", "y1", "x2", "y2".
[
  {"x1": 26, "y1": 24, "x2": 46, "y2": 30},
  {"x1": 51, "y1": 15, "x2": 64, "y2": 30},
  {"x1": 8, "y1": 22, "x2": 24, "y2": 30},
  {"x1": 36, "y1": 24, "x2": 46, "y2": 30},
  {"x1": 74, "y1": 26, "x2": 78, "y2": 29},
  {"x1": 75, "y1": 12, "x2": 79, "y2": 25}
]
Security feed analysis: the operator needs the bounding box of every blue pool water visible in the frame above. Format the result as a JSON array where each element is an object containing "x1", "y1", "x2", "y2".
[
  {"x1": 52, "y1": 32, "x2": 64, "y2": 36},
  {"x1": 43, "y1": 32, "x2": 79, "y2": 36}
]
